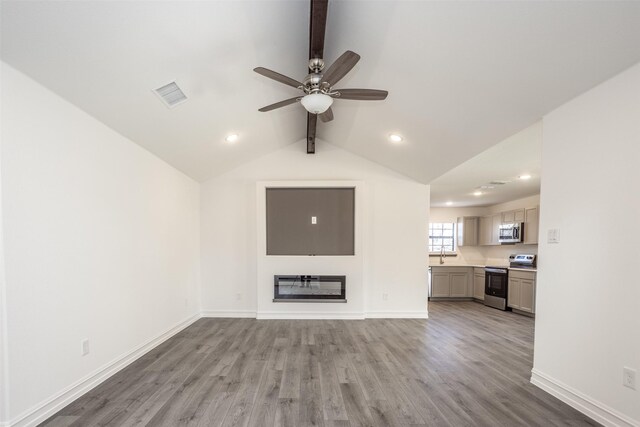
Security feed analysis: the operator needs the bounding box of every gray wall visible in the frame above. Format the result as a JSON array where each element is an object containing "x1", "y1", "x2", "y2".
[{"x1": 266, "y1": 188, "x2": 354, "y2": 255}]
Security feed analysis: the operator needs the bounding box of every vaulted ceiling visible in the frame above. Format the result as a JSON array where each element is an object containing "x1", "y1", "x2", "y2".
[{"x1": 3, "y1": 1, "x2": 640, "y2": 183}]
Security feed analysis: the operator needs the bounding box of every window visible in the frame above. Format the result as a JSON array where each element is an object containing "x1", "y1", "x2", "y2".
[{"x1": 429, "y1": 222, "x2": 455, "y2": 253}]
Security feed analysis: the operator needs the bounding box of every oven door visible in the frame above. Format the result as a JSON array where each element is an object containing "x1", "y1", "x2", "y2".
[{"x1": 485, "y1": 269, "x2": 508, "y2": 298}]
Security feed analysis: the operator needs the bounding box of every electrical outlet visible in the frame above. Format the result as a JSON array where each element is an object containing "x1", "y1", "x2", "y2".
[
  {"x1": 236, "y1": 293, "x2": 242, "y2": 301},
  {"x1": 623, "y1": 367, "x2": 636, "y2": 390},
  {"x1": 382, "y1": 293, "x2": 388, "y2": 301},
  {"x1": 81, "y1": 339, "x2": 90, "y2": 356},
  {"x1": 547, "y1": 228, "x2": 560, "y2": 244},
  {"x1": 184, "y1": 298, "x2": 188, "y2": 307},
  {"x1": 311, "y1": 216, "x2": 317, "y2": 225}
]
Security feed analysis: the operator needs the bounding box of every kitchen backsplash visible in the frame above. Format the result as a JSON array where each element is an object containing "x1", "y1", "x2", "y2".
[{"x1": 430, "y1": 243, "x2": 538, "y2": 266}]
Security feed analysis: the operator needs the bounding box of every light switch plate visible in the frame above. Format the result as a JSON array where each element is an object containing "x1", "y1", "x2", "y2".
[
  {"x1": 623, "y1": 367, "x2": 636, "y2": 390},
  {"x1": 81, "y1": 339, "x2": 90, "y2": 356},
  {"x1": 547, "y1": 228, "x2": 560, "y2": 244},
  {"x1": 311, "y1": 216, "x2": 317, "y2": 225}
]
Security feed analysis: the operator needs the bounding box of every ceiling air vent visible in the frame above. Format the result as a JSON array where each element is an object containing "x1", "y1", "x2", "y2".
[
  {"x1": 154, "y1": 81, "x2": 187, "y2": 108},
  {"x1": 489, "y1": 180, "x2": 509, "y2": 185}
]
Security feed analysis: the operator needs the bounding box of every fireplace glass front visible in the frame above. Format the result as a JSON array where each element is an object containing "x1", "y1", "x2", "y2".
[{"x1": 273, "y1": 275, "x2": 346, "y2": 302}]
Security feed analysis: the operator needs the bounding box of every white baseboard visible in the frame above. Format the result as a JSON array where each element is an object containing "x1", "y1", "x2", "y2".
[
  {"x1": 365, "y1": 311, "x2": 428, "y2": 319},
  {"x1": 530, "y1": 369, "x2": 638, "y2": 427},
  {"x1": 6, "y1": 313, "x2": 200, "y2": 427},
  {"x1": 257, "y1": 311, "x2": 365, "y2": 320},
  {"x1": 201, "y1": 310, "x2": 257, "y2": 318},
  {"x1": 202, "y1": 310, "x2": 430, "y2": 320}
]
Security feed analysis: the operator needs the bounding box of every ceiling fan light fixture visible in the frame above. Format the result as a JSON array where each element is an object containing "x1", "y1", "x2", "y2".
[{"x1": 300, "y1": 93, "x2": 333, "y2": 114}]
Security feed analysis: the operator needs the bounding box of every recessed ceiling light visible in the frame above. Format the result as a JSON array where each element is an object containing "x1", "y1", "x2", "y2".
[
  {"x1": 473, "y1": 191, "x2": 482, "y2": 196},
  {"x1": 225, "y1": 134, "x2": 239, "y2": 143},
  {"x1": 518, "y1": 174, "x2": 532, "y2": 180},
  {"x1": 388, "y1": 134, "x2": 403, "y2": 143},
  {"x1": 446, "y1": 201, "x2": 453, "y2": 206}
]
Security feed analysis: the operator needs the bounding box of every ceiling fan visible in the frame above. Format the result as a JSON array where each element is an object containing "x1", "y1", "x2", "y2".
[{"x1": 253, "y1": 0, "x2": 388, "y2": 154}]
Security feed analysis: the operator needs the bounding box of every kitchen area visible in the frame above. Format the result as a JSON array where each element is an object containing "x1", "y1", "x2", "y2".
[
  {"x1": 427, "y1": 122, "x2": 541, "y2": 317},
  {"x1": 428, "y1": 201, "x2": 539, "y2": 316}
]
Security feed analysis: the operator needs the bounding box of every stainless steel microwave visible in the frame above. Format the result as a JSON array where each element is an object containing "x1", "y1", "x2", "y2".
[{"x1": 499, "y1": 223, "x2": 523, "y2": 244}]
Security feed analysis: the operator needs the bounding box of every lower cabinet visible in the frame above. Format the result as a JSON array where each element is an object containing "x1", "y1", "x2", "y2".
[
  {"x1": 450, "y1": 273, "x2": 468, "y2": 297},
  {"x1": 431, "y1": 272, "x2": 452, "y2": 298},
  {"x1": 508, "y1": 270, "x2": 536, "y2": 313},
  {"x1": 473, "y1": 268, "x2": 485, "y2": 300},
  {"x1": 430, "y1": 267, "x2": 473, "y2": 298}
]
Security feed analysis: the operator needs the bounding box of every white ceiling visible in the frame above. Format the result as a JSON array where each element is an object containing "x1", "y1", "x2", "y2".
[
  {"x1": 430, "y1": 121, "x2": 541, "y2": 208},
  {"x1": 2, "y1": 1, "x2": 640, "y2": 183}
]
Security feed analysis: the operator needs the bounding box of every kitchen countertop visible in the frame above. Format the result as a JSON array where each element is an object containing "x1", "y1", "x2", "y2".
[{"x1": 429, "y1": 264, "x2": 537, "y2": 272}]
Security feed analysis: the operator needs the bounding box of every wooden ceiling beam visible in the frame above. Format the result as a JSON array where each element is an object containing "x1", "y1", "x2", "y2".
[{"x1": 306, "y1": 0, "x2": 328, "y2": 154}]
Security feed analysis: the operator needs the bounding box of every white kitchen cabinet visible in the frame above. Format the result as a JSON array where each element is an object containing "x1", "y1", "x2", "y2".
[
  {"x1": 502, "y1": 210, "x2": 515, "y2": 224},
  {"x1": 524, "y1": 206, "x2": 539, "y2": 245},
  {"x1": 431, "y1": 273, "x2": 451, "y2": 298},
  {"x1": 514, "y1": 209, "x2": 525, "y2": 223},
  {"x1": 450, "y1": 273, "x2": 469, "y2": 297},
  {"x1": 478, "y1": 216, "x2": 492, "y2": 246},
  {"x1": 508, "y1": 270, "x2": 536, "y2": 314},
  {"x1": 520, "y1": 279, "x2": 536, "y2": 312},
  {"x1": 491, "y1": 214, "x2": 502, "y2": 245},
  {"x1": 502, "y1": 209, "x2": 525, "y2": 224},
  {"x1": 457, "y1": 217, "x2": 478, "y2": 247},
  {"x1": 508, "y1": 278, "x2": 521, "y2": 309},
  {"x1": 429, "y1": 267, "x2": 473, "y2": 298},
  {"x1": 473, "y1": 269, "x2": 485, "y2": 300}
]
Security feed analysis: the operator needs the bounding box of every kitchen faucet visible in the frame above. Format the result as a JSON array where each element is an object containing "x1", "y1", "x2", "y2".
[{"x1": 440, "y1": 246, "x2": 445, "y2": 264}]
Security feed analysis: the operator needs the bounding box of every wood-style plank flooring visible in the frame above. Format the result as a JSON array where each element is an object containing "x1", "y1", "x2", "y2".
[{"x1": 41, "y1": 302, "x2": 599, "y2": 426}]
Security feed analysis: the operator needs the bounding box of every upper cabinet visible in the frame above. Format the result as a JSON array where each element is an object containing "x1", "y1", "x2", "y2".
[
  {"x1": 457, "y1": 216, "x2": 478, "y2": 247},
  {"x1": 478, "y1": 213, "x2": 502, "y2": 246},
  {"x1": 478, "y1": 216, "x2": 492, "y2": 246},
  {"x1": 502, "y1": 208, "x2": 525, "y2": 224},
  {"x1": 524, "y1": 206, "x2": 539, "y2": 245},
  {"x1": 472, "y1": 207, "x2": 538, "y2": 246}
]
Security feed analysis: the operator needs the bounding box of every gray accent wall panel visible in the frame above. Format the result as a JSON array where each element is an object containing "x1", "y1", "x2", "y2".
[{"x1": 266, "y1": 188, "x2": 355, "y2": 255}]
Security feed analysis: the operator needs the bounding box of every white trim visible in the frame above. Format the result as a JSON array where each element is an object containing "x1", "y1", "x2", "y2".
[
  {"x1": 257, "y1": 311, "x2": 365, "y2": 320},
  {"x1": 530, "y1": 369, "x2": 638, "y2": 427},
  {"x1": 201, "y1": 310, "x2": 257, "y2": 318},
  {"x1": 365, "y1": 311, "x2": 429, "y2": 319},
  {"x1": 6, "y1": 314, "x2": 200, "y2": 427}
]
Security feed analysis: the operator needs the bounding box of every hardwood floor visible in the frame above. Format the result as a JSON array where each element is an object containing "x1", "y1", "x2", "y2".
[{"x1": 41, "y1": 302, "x2": 599, "y2": 426}]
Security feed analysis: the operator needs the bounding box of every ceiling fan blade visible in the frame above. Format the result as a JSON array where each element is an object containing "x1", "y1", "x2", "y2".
[
  {"x1": 319, "y1": 107, "x2": 334, "y2": 123},
  {"x1": 335, "y1": 89, "x2": 388, "y2": 101},
  {"x1": 258, "y1": 97, "x2": 300, "y2": 112},
  {"x1": 321, "y1": 50, "x2": 361, "y2": 86},
  {"x1": 254, "y1": 67, "x2": 303, "y2": 89}
]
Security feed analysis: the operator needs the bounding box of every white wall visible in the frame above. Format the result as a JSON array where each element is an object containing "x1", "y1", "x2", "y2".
[
  {"x1": 200, "y1": 141, "x2": 429, "y2": 319},
  {"x1": 0, "y1": 103, "x2": 9, "y2": 424},
  {"x1": 532, "y1": 63, "x2": 640, "y2": 426},
  {"x1": 429, "y1": 194, "x2": 540, "y2": 265},
  {"x1": 0, "y1": 63, "x2": 201, "y2": 425}
]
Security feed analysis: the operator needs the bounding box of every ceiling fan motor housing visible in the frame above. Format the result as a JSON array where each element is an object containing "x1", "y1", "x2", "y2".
[
  {"x1": 308, "y1": 57, "x2": 325, "y2": 72},
  {"x1": 303, "y1": 72, "x2": 325, "y2": 92}
]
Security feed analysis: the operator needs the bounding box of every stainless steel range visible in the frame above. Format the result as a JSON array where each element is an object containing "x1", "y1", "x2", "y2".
[
  {"x1": 484, "y1": 254, "x2": 537, "y2": 310},
  {"x1": 484, "y1": 266, "x2": 509, "y2": 310},
  {"x1": 509, "y1": 253, "x2": 537, "y2": 269}
]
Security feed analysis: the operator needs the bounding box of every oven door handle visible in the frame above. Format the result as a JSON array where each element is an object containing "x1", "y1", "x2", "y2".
[{"x1": 485, "y1": 268, "x2": 508, "y2": 274}]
